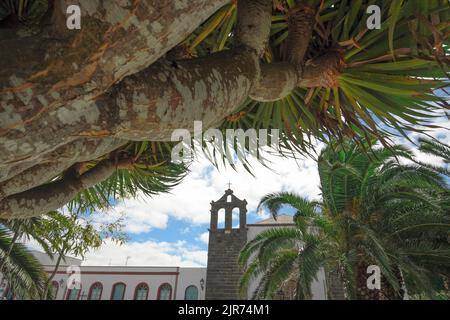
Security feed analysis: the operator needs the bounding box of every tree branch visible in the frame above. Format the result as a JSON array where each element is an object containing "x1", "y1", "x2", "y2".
[
  {"x1": 250, "y1": 52, "x2": 344, "y2": 101},
  {"x1": 250, "y1": 62, "x2": 298, "y2": 102},
  {"x1": 113, "y1": 50, "x2": 259, "y2": 141},
  {"x1": 0, "y1": 0, "x2": 230, "y2": 166},
  {"x1": 282, "y1": 4, "x2": 316, "y2": 77},
  {"x1": 0, "y1": 138, "x2": 126, "y2": 197},
  {"x1": 0, "y1": 157, "x2": 132, "y2": 219},
  {"x1": 235, "y1": 0, "x2": 273, "y2": 56},
  {"x1": 0, "y1": 0, "x2": 275, "y2": 219}
]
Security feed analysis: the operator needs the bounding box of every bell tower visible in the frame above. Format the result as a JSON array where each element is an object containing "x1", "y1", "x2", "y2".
[{"x1": 205, "y1": 188, "x2": 248, "y2": 300}]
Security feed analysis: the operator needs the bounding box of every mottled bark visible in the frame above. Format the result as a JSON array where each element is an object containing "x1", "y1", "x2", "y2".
[
  {"x1": 0, "y1": 138, "x2": 126, "y2": 196},
  {"x1": 235, "y1": 0, "x2": 273, "y2": 56},
  {"x1": 0, "y1": 157, "x2": 132, "y2": 219},
  {"x1": 0, "y1": 0, "x2": 341, "y2": 219},
  {"x1": 0, "y1": 0, "x2": 278, "y2": 219},
  {"x1": 0, "y1": 0, "x2": 230, "y2": 166},
  {"x1": 249, "y1": 52, "x2": 344, "y2": 101},
  {"x1": 250, "y1": 62, "x2": 298, "y2": 102},
  {"x1": 114, "y1": 50, "x2": 259, "y2": 141}
]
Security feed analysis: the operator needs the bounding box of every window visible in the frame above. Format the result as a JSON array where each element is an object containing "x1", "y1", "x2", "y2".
[
  {"x1": 111, "y1": 282, "x2": 126, "y2": 300},
  {"x1": 134, "y1": 283, "x2": 149, "y2": 300},
  {"x1": 184, "y1": 285, "x2": 198, "y2": 300},
  {"x1": 157, "y1": 283, "x2": 172, "y2": 300},
  {"x1": 66, "y1": 287, "x2": 81, "y2": 300},
  {"x1": 88, "y1": 282, "x2": 103, "y2": 300},
  {"x1": 51, "y1": 281, "x2": 59, "y2": 300}
]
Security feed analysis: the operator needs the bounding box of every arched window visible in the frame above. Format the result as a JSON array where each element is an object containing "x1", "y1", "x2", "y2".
[
  {"x1": 184, "y1": 285, "x2": 198, "y2": 300},
  {"x1": 66, "y1": 286, "x2": 81, "y2": 300},
  {"x1": 110, "y1": 282, "x2": 126, "y2": 300},
  {"x1": 134, "y1": 283, "x2": 149, "y2": 300},
  {"x1": 157, "y1": 283, "x2": 172, "y2": 300},
  {"x1": 88, "y1": 282, "x2": 103, "y2": 300},
  {"x1": 50, "y1": 281, "x2": 59, "y2": 300}
]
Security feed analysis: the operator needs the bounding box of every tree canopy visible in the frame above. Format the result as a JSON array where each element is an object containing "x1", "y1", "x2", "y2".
[{"x1": 0, "y1": 0, "x2": 448, "y2": 219}]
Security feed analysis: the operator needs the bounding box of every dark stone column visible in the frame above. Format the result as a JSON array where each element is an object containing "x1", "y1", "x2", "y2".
[
  {"x1": 205, "y1": 189, "x2": 248, "y2": 300},
  {"x1": 225, "y1": 207, "x2": 232, "y2": 230}
]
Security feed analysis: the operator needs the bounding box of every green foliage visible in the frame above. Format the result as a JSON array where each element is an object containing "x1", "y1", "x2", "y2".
[
  {"x1": 184, "y1": 0, "x2": 449, "y2": 162},
  {"x1": 0, "y1": 211, "x2": 127, "y2": 299},
  {"x1": 0, "y1": 227, "x2": 48, "y2": 299},
  {"x1": 239, "y1": 139, "x2": 450, "y2": 299},
  {"x1": 418, "y1": 137, "x2": 450, "y2": 177},
  {"x1": 65, "y1": 141, "x2": 189, "y2": 215},
  {"x1": 30, "y1": 211, "x2": 126, "y2": 260}
]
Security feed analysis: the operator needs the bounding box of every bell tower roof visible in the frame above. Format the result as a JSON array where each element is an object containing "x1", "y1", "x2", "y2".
[
  {"x1": 209, "y1": 187, "x2": 247, "y2": 231},
  {"x1": 211, "y1": 188, "x2": 247, "y2": 206}
]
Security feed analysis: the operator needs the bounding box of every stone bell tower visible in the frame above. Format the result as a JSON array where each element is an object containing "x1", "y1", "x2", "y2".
[{"x1": 205, "y1": 188, "x2": 248, "y2": 300}]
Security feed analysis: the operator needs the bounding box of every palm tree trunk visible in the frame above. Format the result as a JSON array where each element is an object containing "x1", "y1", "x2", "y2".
[
  {"x1": 328, "y1": 268, "x2": 347, "y2": 300},
  {"x1": 379, "y1": 266, "x2": 404, "y2": 300},
  {"x1": 42, "y1": 254, "x2": 63, "y2": 300}
]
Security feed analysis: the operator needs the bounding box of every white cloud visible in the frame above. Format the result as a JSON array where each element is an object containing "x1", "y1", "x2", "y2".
[
  {"x1": 198, "y1": 232, "x2": 209, "y2": 245},
  {"x1": 90, "y1": 199, "x2": 169, "y2": 234},
  {"x1": 393, "y1": 113, "x2": 450, "y2": 168},
  {"x1": 82, "y1": 239, "x2": 207, "y2": 267},
  {"x1": 70, "y1": 146, "x2": 324, "y2": 266},
  {"x1": 102, "y1": 145, "x2": 323, "y2": 234}
]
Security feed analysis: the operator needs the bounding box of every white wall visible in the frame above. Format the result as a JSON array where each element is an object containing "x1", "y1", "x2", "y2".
[
  {"x1": 246, "y1": 225, "x2": 328, "y2": 300},
  {"x1": 45, "y1": 265, "x2": 206, "y2": 300},
  {"x1": 176, "y1": 268, "x2": 206, "y2": 300}
]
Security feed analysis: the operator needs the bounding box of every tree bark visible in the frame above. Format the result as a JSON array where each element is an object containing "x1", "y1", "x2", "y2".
[
  {"x1": 0, "y1": 0, "x2": 230, "y2": 168},
  {"x1": 0, "y1": 138, "x2": 126, "y2": 195},
  {"x1": 0, "y1": 0, "x2": 344, "y2": 219},
  {"x1": 249, "y1": 52, "x2": 344, "y2": 102},
  {"x1": 43, "y1": 254, "x2": 63, "y2": 300},
  {"x1": 0, "y1": 157, "x2": 132, "y2": 219},
  {"x1": 282, "y1": 4, "x2": 316, "y2": 76},
  {"x1": 0, "y1": 0, "x2": 278, "y2": 219}
]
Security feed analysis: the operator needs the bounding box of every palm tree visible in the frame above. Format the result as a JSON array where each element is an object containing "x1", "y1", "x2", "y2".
[
  {"x1": 238, "y1": 194, "x2": 331, "y2": 299},
  {"x1": 0, "y1": 227, "x2": 48, "y2": 299},
  {"x1": 239, "y1": 140, "x2": 450, "y2": 299},
  {"x1": 193, "y1": 0, "x2": 449, "y2": 164}
]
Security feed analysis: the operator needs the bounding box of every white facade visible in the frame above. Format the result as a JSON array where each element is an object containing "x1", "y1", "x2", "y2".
[
  {"x1": 1, "y1": 251, "x2": 206, "y2": 300},
  {"x1": 45, "y1": 265, "x2": 206, "y2": 300},
  {"x1": 246, "y1": 215, "x2": 328, "y2": 300}
]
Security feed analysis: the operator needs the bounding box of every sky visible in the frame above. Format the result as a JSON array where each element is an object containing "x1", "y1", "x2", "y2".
[
  {"x1": 26, "y1": 110, "x2": 449, "y2": 269},
  {"x1": 80, "y1": 147, "x2": 324, "y2": 267}
]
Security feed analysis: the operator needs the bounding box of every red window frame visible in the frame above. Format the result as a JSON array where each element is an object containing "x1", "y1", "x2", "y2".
[
  {"x1": 87, "y1": 282, "x2": 103, "y2": 300},
  {"x1": 110, "y1": 282, "x2": 126, "y2": 300}
]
